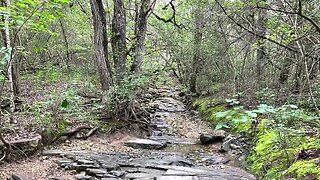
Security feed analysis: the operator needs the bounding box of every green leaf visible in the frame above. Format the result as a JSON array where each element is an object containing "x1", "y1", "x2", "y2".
[
  {"x1": 215, "y1": 122, "x2": 230, "y2": 129},
  {"x1": 61, "y1": 99, "x2": 69, "y2": 108},
  {"x1": 246, "y1": 111, "x2": 258, "y2": 118},
  {"x1": 215, "y1": 111, "x2": 230, "y2": 118}
]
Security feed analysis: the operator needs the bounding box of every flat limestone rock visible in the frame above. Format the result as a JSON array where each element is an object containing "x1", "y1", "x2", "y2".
[
  {"x1": 9, "y1": 135, "x2": 42, "y2": 150},
  {"x1": 85, "y1": 168, "x2": 108, "y2": 177},
  {"x1": 155, "y1": 165, "x2": 255, "y2": 180},
  {"x1": 124, "y1": 138, "x2": 167, "y2": 150},
  {"x1": 158, "y1": 176, "x2": 199, "y2": 180},
  {"x1": 42, "y1": 149, "x2": 63, "y2": 156}
]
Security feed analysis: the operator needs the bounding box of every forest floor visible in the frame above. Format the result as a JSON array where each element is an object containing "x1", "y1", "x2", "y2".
[{"x1": 0, "y1": 86, "x2": 255, "y2": 180}]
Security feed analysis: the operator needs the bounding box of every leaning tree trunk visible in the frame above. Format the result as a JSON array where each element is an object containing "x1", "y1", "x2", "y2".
[
  {"x1": 111, "y1": 0, "x2": 127, "y2": 81},
  {"x1": 132, "y1": 0, "x2": 151, "y2": 73},
  {"x1": 90, "y1": 0, "x2": 113, "y2": 91},
  {"x1": 189, "y1": 7, "x2": 203, "y2": 93}
]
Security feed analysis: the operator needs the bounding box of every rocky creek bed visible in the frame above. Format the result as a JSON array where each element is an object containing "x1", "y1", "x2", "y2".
[{"x1": 1, "y1": 87, "x2": 255, "y2": 180}]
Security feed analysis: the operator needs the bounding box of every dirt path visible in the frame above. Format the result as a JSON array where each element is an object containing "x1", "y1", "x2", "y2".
[{"x1": 0, "y1": 87, "x2": 255, "y2": 180}]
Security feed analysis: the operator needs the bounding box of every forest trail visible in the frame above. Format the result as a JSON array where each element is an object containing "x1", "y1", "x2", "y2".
[{"x1": 1, "y1": 87, "x2": 255, "y2": 180}]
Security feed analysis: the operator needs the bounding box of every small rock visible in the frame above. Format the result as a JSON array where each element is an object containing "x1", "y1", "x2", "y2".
[
  {"x1": 221, "y1": 139, "x2": 233, "y2": 152},
  {"x1": 100, "y1": 163, "x2": 120, "y2": 171},
  {"x1": 190, "y1": 110, "x2": 199, "y2": 116},
  {"x1": 86, "y1": 169, "x2": 108, "y2": 177},
  {"x1": 56, "y1": 136, "x2": 68, "y2": 144},
  {"x1": 74, "y1": 164, "x2": 100, "y2": 172},
  {"x1": 109, "y1": 171, "x2": 125, "y2": 177},
  {"x1": 200, "y1": 130, "x2": 227, "y2": 144},
  {"x1": 75, "y1": 174, "x2": 92, "y2": 180},
  {"x1": 11, "y1": 173, "x2": 30, "y2": 180},
  {"x1": 77, "y1": 159, "x2": 95, "y2": 165},
  {"x1": 57, "y1": 159, "x2": 73, "y2": 167},
  {"x1": 178, "y1": 92, "x2": 185, "y2": 97},
  {"x1": 230, "y1": 143, "x2": 241, "y2": 149},
  {"x1": 220, "y1": 134, "x2": 239, "y2": 152}
]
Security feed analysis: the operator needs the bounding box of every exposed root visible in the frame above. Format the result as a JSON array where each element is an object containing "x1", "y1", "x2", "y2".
[
  {"x1": 0, "y1": 150, "x2": 5, "y2": 162},
  {"x1": 78, "y1": 127, "x2": 100, "y2": 140},
  {"x1": 51, "y1": 125, "x2": 92, "y2": 144},
  {"x1": 0, "y1": 133, "x2": 11, "y2": 162},
  {"x1": 118, "y1": 99, "x2": 152, "y2": 135}
]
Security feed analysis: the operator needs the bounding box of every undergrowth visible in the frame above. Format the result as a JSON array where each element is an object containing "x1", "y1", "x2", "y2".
[{"x1": 194, "y1": 98, "x2": 320, "y2": 179}]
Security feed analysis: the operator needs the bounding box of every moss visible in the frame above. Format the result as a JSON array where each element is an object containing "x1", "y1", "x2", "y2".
[
  {"x1": 193, "y1": 98, "x2": 225, "y2": 124},
  {"x1": 288, "y1": 158, "x2": 320, "y2": 179}
]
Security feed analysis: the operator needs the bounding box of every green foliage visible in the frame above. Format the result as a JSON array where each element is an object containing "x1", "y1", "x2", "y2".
[
  {"x1": 0, "y1": 47, "x2": 12, "y2": 81},
  {"x1": 105, "y1": 74, "x2": 152, "y2": 115},
  {"x1": 255, "y1": 88, "x2": 276, "y2": 105},
  {"x1": 288, "y1": 158, "x2": 320, "y2": 179},
  {"x1": 194, "y1": 96, "x2": 320, "y2": 179},
  {"x1": 247, "y1": 108, "x2": 320, "y2": 179}
]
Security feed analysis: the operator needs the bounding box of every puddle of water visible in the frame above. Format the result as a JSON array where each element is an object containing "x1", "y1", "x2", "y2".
[{"x1": 163, "y1": 143, "x2": 242, "y2": 167}]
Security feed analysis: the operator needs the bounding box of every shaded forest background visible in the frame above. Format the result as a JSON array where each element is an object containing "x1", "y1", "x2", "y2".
[{"x1": 0, "y1": 0, "x2": 319, "y2": 179}]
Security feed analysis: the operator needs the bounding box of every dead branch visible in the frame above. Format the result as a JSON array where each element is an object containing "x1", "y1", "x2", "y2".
[{"x1": 152, "y1": 0, "x2": 185, "y2": 29}]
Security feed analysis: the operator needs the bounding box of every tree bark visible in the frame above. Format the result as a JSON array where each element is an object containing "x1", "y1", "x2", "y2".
[
  {"x1": 189, "y1": 6, "x2": 203, "y2": 93},
  {"x1": 111, "y1": 0, "x2": 127, "y2": 81},
  {"x1": 2, "y1": 0, "x2": 15, "y2": 121},
  {"x1": 256, "y1": 0, "x2": 267, "y2": 86},
  {"x1": 90, "y1": 0, "x2": 113, "y2": 91},
  {"x1": 59, "y1": 19, "x2": 70, "y2": 68},
  {"x1": 132, "y1": 0, "x2": 151, "y2": 73}
]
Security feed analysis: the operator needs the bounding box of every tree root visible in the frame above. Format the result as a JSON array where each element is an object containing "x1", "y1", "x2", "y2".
[
  {"x1": 51, "y1": 125, "x2": 92, "y2": 144},
  {"x1": 0, "y1": 150, "x2": 6, "y2": 162},
  {"x1": 0, "y1": 133, "x2": 11, "y2": 162},
  {"x1": 77, "y1": 127, "x2": 100, "y2": 140}
]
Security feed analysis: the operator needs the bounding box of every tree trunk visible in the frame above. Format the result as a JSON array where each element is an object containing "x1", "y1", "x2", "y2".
[
  {"x1": 90, "y1": 0, "x2": 113, "y2": 91},
  {"x1": 189, "y1": 7, "x2": 203, "y2": 93},
  {"x1": 278, "y1": 58, "x2": 291, "y2": 85},
  {"x1": 2, "y1": 0, "x2": 15, "y2": 121},
  {"x1": 59, "y1": 19, "x2": 70, "y2": 68},
  {"x1": 256, "y1": 0, "x2": 267, "y2": 86},
  {"x1": 111, "y1": 0, "x2": 127, "y2": 81},
  {"x1": 132, "y1": 0, "x2": 151, "y2": 73}
]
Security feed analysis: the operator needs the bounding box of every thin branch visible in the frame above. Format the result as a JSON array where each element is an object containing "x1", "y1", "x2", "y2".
[
  {"x1": 216, "y1": 1, "x2": 316, "y2": 59},
  {"x1": 256, "y1": 3, "x2": 320, "y2": 34},
  {"x1": 152, "y1": 0, "x2": 185, "y2": 29}
]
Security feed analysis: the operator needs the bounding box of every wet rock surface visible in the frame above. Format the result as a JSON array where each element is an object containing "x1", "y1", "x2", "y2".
[
  {"x1": 200, "y1": 130, "x2": 227, "y2": 144},
  {"x1": 48, "y1": 87, "x2": 255, "y2": 179},
  {"x1": 54, "y1": 151, "x2": 254, "y2": 180}
]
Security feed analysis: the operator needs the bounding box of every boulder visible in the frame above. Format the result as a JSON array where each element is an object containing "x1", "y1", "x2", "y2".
[{"x1": 200, "y1": 130, "x2": 227, "y2": 144}]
